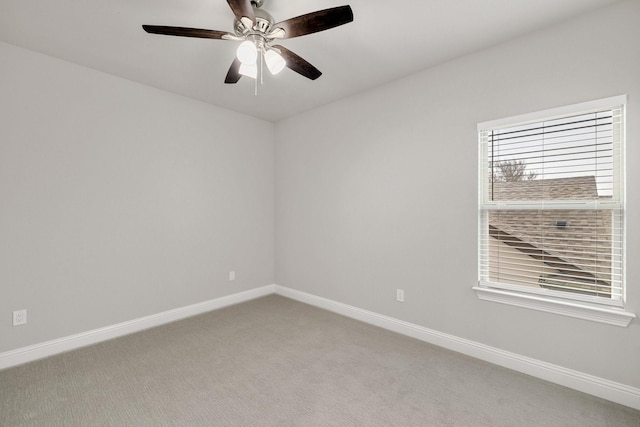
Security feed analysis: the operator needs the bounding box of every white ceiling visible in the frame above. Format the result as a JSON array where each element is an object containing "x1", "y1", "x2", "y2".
[{"x1": 0, "y1": 0, "x2": 622, "y2": 122}]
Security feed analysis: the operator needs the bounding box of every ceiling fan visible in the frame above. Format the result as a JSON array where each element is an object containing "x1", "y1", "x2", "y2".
[{"x1": 142, "y1": 0, "x2": 353, "y2": 84}]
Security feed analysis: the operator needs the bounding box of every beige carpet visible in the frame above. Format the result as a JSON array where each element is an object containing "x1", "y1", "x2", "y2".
[{"x1": 1, "y1": 295, "x2": 639, "y2": 426}]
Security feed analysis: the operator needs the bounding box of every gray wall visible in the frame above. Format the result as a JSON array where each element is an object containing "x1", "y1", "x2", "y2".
[
  {"x1": 275, "y1": 0, "x2": 640, "y2": 387},
  {"x1": 0, "y1": 42, "x2": 275, "y2": 352}
]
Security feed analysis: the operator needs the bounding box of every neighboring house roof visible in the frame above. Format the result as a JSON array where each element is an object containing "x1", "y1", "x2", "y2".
[
  {"x1": 489, "y1": 176, "x2": 613, "y2": 295},
  {"x1": 491, "y1": 175, "x2": 600, "y2": 201}
]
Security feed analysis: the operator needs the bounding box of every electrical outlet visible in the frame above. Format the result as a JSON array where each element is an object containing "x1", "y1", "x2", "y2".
[
  {"x1": 229, "y1": 271, "x2": 236, "y2": 281},
  {"x1": 13, "y1": 309, "x2": 27, "y2": 326},
  {"x1": 396, "y1": 289, "x2": 404, "y2": 303}
]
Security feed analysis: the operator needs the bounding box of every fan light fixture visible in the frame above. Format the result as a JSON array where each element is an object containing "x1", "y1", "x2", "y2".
[
  {"x1": 236, "y1": 39, "x2": 287, "y2": 79},
  {"x1": 239, "y1": 62, "x2": 258, "y2": 78},
  {"x1": 236, "y1": 41, "x2": 285, "y2": 79},
  {"x1": 236, "y1": 40, "x2": 258, "y2": 64},
  {"x1": 264, "y1": 49, "x2": 286, "y2": 75}
]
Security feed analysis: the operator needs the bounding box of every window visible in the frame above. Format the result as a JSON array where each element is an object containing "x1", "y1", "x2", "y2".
[{"x1": 474, "y1": 96, "x2": 635, "y2": 326}]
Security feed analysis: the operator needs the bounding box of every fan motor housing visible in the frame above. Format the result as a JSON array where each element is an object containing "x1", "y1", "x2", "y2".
[{"x1": 234, "y1": 7, "x2": 274, "y2": 36}]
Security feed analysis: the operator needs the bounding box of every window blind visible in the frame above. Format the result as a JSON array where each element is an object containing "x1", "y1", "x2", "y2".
[{"x1": 478, "y1": 100, "x2": 624, "y2": 305}]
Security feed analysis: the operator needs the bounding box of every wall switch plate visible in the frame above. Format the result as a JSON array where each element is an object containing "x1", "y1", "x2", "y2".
[
  {"x1": 396, "y1": 289, "x2": 405, "y2": 302},
  {"x1": 13, "y1": 309, "x2": 27, "y2": 326},
  {"x1": 229, "y1": 271, "x2": 236, "y2": 281}
]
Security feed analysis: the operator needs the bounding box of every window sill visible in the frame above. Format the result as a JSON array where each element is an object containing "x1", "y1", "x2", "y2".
[{"x1": 472, "y1": 286, "x2": 636, "y2": 327}]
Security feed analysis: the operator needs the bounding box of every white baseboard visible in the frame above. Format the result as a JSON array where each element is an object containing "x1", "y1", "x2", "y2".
[
  {"x1": 0, "y1": 285, "x2": 275, "y2": 370},
  {"x1": 2, "y1": 283, "x2": 638, "y2": 410},
  {"x1": 273, "y1": 285, "x2": 640, "y2": 411}
]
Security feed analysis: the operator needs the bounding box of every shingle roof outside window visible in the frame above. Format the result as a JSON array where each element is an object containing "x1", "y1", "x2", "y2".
[{"x1": 489, "y1": 176, "x2": 614, "y2": 296}]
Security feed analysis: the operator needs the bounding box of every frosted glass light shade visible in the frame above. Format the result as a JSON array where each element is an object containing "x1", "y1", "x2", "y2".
[
  {"x1": 239, "y1": 62, "x2": 257, "y2": 79},
  {"x1": 264, "y1": 49, "x2": 286, "y2": 75},
  {"x1": 236, "y1": 40, "x2": 257, "y2": 65}
]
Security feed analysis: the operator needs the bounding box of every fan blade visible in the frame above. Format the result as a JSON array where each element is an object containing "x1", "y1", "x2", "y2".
[
  {"x1": 273, "y1": 5, "x2": 353, "y2": 39},
  {"x1": 143, "y1": 25, "x2": 232, "y2": 40},
  {"x1": 225, "y1": 58, "x2": 243, "y2": 84},
  {"x1": 272, "y1": 45, "x2": 322, "y2": 80},
  {"x1": 227, "y1": 0, "x2": 255, "y2": 27}
]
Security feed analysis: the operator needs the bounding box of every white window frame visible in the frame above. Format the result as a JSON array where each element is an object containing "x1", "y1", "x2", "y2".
[{"x1": 474, "y1": 95, "x2": 635, "y2": 327}]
